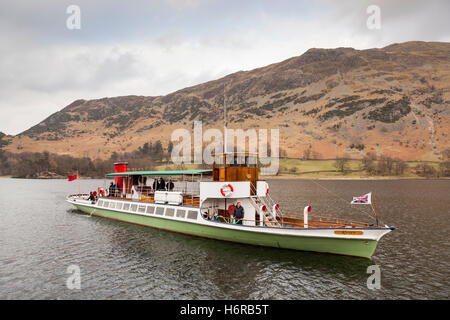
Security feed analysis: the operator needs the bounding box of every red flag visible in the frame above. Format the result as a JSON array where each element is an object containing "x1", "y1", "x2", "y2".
[{"x1": 68, "y1": 174, "x2": 78, "y2": 181}]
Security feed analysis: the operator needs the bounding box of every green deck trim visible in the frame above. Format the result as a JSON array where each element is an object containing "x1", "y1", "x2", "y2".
[
  {"x1": 106, "y1": 169, "x2": 212, "y2": 177},
  {"x1": 73, "y1": 203, "x2": 379, "y2": 258}
]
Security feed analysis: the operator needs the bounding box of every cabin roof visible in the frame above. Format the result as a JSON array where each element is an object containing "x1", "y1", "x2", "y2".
[{"x1": 106, "y1": 169, "x2": 212, "y2": 177}]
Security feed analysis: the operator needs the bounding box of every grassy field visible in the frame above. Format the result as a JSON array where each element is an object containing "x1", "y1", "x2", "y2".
[
  {"x1": 152, "y1": 158, "x2": 444, "y2": 179},
  {"x1": 154, "y1": 163, "x2": 205, "y2": 171},
  {"x1": 274, "y1": 158, "x2": 442, "y2": 179},
  {"x1": 279, "y1": 159, "x2": 361, "y2": 172}
]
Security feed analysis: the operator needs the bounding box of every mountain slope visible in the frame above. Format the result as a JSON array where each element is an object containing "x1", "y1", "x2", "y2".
[{"x1": 4, "y1": 41, "x2": 450, "y2": 161}]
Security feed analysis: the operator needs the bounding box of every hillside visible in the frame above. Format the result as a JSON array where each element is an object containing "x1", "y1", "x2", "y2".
[
  {"x1": 0, "y1": 132, "x2": 9, "y2": 148},
  {"x1": 3, "y1": 41, "x2": 450, "y2": 161}
]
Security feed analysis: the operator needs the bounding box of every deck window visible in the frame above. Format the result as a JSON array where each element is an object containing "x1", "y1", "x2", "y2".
[
  {"x1": 98, "y1": 200, "x2": 104, "y2": 207},
  {"x1": 130, "y1": 204, "x2": 138, "y2": 212},
  {"x1": 155, "y1": 207, "x2": 164, "y2": 215},
  {"x1": 103, "y1": 201, "x2": 109, "y2": 208},
  {"x1": 165, "y1": 208, "x2": 175, "y2": 217},
  {"x1": 123, "y1": 203, "x2": 130, "y2": 211},
  {"x1": 138, "y1": 205, "x2": 146, "y2": 213},
  {"x1": 146, "y1": 206, "x2": 155, "y2": 214},
  {"x1": 187, "y1": 210, "x2": 198, "y2": 220},
  {"x1": 176, "y1": 210, "x2": 186, "y2": 218},
  {"x1": 109, "y1": 202, "x2": 116, "y2": 208},
  {"x1": 116, "y1": 202, "x2": 123, "y2": 210}
]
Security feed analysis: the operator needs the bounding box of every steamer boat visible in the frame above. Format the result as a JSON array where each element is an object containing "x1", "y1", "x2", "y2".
[{"x1": 67, "y1": 153, "x2": 394, "y2": 258}]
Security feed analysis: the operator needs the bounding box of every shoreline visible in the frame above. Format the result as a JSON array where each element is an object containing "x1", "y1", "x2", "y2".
[
  {"x1": 0, "y1": 176, "x2": 97, "y2": 179},
  {"x1": 264, "y1": 175, "x2": 450, "y2": 180},
  {"x1": 1, "y1": 175, "x2": 448, "y2": 181}
]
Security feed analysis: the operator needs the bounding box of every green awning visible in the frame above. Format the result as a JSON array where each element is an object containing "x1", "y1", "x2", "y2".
[{"x1": 106, "y1": 169, "x2": 212, "y2": 177}]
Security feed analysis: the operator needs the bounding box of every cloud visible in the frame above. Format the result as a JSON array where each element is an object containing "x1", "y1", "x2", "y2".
[
  {"x1": 0, "y1": 0, "x2": 448, "y2": 135},
  {"x1": 162, "y1": 0, "x2": 210, "y2": 10}
]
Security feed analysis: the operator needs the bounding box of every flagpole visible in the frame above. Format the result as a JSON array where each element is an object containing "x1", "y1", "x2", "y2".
[
  {"x1": 77, "y1": 170, "x2": 80, "y2": 195},
  {"x1": 372, "y1": 192, "x2": 379, "y2": 226}
]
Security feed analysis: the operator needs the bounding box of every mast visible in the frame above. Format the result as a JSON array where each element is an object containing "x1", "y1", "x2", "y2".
[
  {"x1": 77, "y1": 170, "x2": 80, "y2": 194},
  {"x1": 372, "y1": 192, "x2": 379, "y2": 226},
  {"x1": 223, "y1": 82, "x2": 228, "y2": 155}
]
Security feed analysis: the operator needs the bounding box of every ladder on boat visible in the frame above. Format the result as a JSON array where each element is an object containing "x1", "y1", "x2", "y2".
[
  {"x1": 250, "y1": 183, "x2": 284, "y2": 227},
  {"x1": 249, "y1": 196, "x2": 281, "y2": 228}
]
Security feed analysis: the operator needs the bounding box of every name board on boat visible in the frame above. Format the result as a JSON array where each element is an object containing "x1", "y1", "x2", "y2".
[{"x1": 334, "y1": 230, "x2": 364, "y2": 235}]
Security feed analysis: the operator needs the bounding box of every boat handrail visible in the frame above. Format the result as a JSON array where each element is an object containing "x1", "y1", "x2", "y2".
[
  {"x1": 283, "y1": 219, "x2": 369, "y2": 228},
  {"x1": 249, "y1": 183, "x2": 284, "y2": 223},
  {"x1": 68, "y1": 193, "x2": 90, "y2": 198},
  {"x1": 134, "y1": 185, "x2": 200, "y2": 197},
  {"x1": 202, "y1": 214, "x2": 272, "y2": 226},
  {"x1": 201, "y1": 214, "x2": 372, "y2": 229},
  {"x1": 283, "y1": 212, "x2": 370, "y2": 227}
]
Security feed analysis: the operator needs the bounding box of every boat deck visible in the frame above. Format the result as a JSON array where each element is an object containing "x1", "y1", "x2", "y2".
[
  {"x1": 280, "y1": 215, "x2": 373, "y2": 229},
  {"x1": 104, "y1": 195, "x2": 201, "y2": 207},
  {"x1": 74, "y1": 195, "x2": 376, "y2": 229}
]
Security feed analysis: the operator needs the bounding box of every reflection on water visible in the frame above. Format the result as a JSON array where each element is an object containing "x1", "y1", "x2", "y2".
[{"x1": 0, "y1": 178, "x2": 448, "y2": 299}]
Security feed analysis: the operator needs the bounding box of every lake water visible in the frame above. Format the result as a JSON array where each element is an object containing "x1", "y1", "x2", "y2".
[{"x1": 0, "y1": 178, "x2": 448, "y2": 299}]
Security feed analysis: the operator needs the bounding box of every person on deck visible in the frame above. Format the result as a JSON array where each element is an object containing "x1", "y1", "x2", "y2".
[
  {"x1": 166, "y1": 179, "x2": 174, "y2": 191},
  {"x1": 108, "y1": 182, "x2": 114, "y2": 197},
  {"x1": 114, "y1": 182, "x2": 120, "y2": 196},
  {"x1": 159, "y1": 177, "x2": 166, "y2": 191},
  {"x1": 233, "y1": 202, "x2": 244, "y2": 225}
]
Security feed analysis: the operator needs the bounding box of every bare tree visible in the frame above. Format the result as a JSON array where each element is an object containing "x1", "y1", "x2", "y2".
[
  {"x1": 302, "y1": 145, "x2": 312, "y2": 160},
  {"x1": 393, "y1": 159, "x2": 407, "y2": 176},
  {"x1": 334, "y1": 158, "x2": 349, "y2": 174},
  {"x1": 439, "y1": 149, "x2": 450, "y2": 177},
  {"x1": 377, "y1": 155, "x2": 395, "y2": 175},
  {"x1": 362, "y1": 153, "x2": 377, "y2": 175},
  {"x1": 415, "y1": 163, "x2": 437, "y2": 178}
]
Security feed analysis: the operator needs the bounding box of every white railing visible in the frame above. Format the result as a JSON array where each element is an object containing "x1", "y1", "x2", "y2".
[
  {"x1": 250, "y1": 183, "x2": 283, "y2": 225},
  {"x1": 134, "y1": 182, "x2": 200, "y2": 198},
  {"x1": 201, "y1": 204, "x2": 219, "y2": 221},
  {"x1": 248, "y1": 197, "x2": 280, "y2": 227},
  {"x1": 67, "y1": 193, "x2": 90, "y2": 199}
]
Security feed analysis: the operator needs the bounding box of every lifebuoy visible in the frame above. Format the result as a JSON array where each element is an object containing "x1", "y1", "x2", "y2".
[
  {"x1": 220, "y1": 184, "x2": 234, "y2": 197},
  {"x1": 98, "y1": 187, "x2": 104, "y2": 197}
]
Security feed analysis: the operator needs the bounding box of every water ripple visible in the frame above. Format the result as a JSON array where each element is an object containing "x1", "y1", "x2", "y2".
[{"x1": 0, "y1": 178, "x2": 449, "y2": 299}]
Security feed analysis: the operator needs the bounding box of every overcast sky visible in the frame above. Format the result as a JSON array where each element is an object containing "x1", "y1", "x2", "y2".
[{"x1": 1, "y1": 0, "x2": 449, "y2": 135}]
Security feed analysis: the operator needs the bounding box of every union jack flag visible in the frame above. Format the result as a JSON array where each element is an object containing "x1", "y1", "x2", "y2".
[{"x1": 351, "y1": 192, "x2": 372, "y2": 204}]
